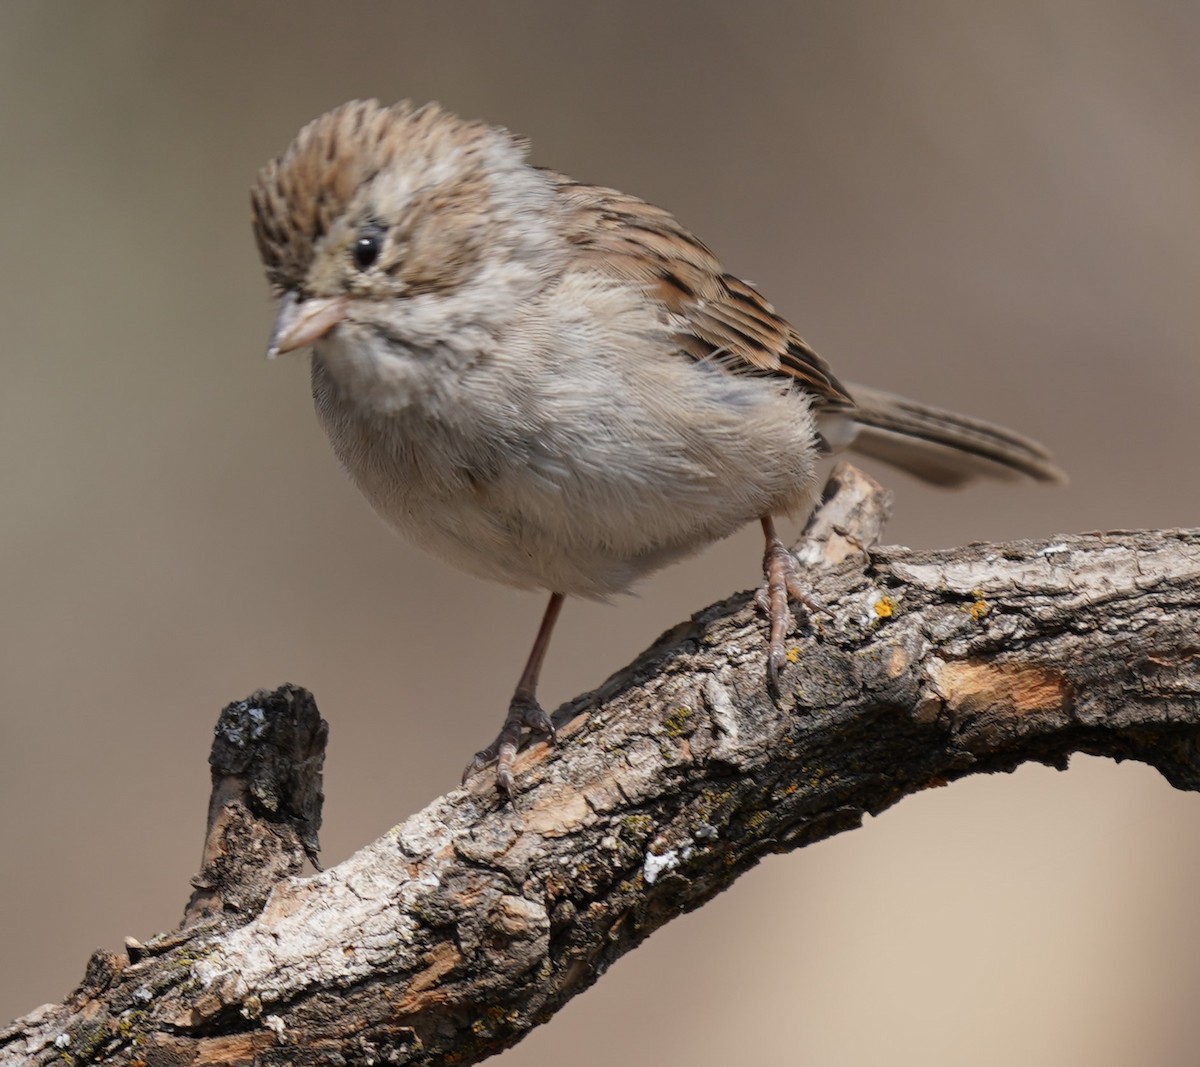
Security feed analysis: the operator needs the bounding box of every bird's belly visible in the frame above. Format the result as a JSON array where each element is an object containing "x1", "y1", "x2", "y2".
[
  {"x1": 326, "y1": 430, "x2": 730, "y2": 598},
  {"x1": 312, "y1": 338, "x2": 823, "y2": 598},
  {"x1": 327, "y1": 424, "x2": 820, "y2": 599}
]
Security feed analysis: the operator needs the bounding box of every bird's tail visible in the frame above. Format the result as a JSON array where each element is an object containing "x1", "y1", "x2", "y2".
[{"x1": 828, "y1": 382, "x2": 1066, "y2": 488}]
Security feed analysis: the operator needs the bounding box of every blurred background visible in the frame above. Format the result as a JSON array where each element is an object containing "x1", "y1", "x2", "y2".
[{"x1": 2, "y1": 2, "x2": 1198, "y2": 1063}]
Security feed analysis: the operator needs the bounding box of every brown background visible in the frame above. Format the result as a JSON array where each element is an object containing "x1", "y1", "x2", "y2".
[{"x1": 2, "y1": 3, "x2": 1199, "y2": 1063}]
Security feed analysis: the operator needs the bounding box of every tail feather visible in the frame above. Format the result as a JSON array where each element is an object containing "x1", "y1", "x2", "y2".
[{"x1": 830, "y1": 382, "x2": 1066, "y2": 488}]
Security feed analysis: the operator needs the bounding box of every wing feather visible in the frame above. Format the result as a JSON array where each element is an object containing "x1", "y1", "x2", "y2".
[{"x1": 545, "y1": 171, "x2": 852, "y2": 406}]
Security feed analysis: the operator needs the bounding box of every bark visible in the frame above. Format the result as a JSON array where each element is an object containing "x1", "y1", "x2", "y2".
[{"x1": 3, "y1": 464, "x2": 1199, "y2": 1067}]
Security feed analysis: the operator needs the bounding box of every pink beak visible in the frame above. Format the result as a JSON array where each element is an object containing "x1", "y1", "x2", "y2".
[{"x1": 266, "y1": 291, "x2": 348, "y2": 358}]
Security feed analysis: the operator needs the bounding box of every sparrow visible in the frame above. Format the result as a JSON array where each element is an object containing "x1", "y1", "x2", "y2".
[{"x1": 251, "y1": 100, "x2": 1063, "y2": 796}]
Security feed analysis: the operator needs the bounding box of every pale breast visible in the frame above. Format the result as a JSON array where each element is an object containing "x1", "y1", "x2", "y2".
[{"x1": 311, "y1": 272, "x2": 822, "y2": 598}]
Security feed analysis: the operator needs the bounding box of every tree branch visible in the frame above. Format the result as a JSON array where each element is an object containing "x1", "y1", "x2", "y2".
[{"x1": 4, "y1": 464, "x2": 1199, "y2": 1067}]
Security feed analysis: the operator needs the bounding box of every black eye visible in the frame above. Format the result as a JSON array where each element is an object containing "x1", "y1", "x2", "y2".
[{"x1": 352, "y1": 226, "x2": 385, "y2": 270}]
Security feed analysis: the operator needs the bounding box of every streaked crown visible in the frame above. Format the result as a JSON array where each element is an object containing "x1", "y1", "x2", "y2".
[{"x1": 251, "y1": 99, "x2": 509, "y2": 292}]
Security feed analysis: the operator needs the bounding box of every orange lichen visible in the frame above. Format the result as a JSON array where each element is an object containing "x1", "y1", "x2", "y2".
[{"x1": 968, "y1": 590, "x2": 990, "y2": 622}]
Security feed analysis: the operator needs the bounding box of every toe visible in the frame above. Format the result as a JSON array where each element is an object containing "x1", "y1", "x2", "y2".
[
  {"x1": 462, "y1": 746, "x2": 496, "y2": 785},
  {"x1": 511, "y1": 696, "x2": 556, "y2": 742}
]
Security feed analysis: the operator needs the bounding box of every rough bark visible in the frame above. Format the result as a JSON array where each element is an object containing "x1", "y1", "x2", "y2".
[{"x1": 4, "y1": 464, "x2": 1199, "y2": 1067}]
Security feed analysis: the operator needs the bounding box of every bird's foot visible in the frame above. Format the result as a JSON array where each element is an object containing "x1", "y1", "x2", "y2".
[
  {"x1": 462, "y1": 693, "x2": 556, "y2": 799},
  {"x1": 755, "y1": 537, "x2": 825, "y2": 704}
]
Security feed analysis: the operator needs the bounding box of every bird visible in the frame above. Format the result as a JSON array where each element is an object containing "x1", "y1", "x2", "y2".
[{"x1": 251, "y1": 99, "x2": 1063, "y2": 796}]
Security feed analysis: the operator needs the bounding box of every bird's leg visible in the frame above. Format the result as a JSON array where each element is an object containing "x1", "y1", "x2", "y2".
[
  {"x1": 757, "y1": 516, "x2": 823, "y2": 703},
  {"x1": 463, "y1": 592, "x2": 564, "y2": 798}
]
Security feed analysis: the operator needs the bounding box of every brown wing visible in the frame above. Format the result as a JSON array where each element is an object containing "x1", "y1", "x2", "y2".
[{"x1": 544, "y1": 170, "x2": 852, "y2": 407}]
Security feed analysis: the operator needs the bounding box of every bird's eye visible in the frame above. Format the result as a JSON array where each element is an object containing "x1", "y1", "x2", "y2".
[{"x1": 352, "y1": 226, "x2": 385, "y2": 270}]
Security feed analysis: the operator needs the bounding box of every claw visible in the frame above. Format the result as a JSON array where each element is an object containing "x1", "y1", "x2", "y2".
[{"x1": 765, "y1": 650, "x2": 784, "y2": 705}]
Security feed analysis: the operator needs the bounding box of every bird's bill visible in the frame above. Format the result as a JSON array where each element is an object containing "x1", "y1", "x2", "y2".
[{"x1": 266, "y1": 291, "x2": 348, "y2": 358}]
